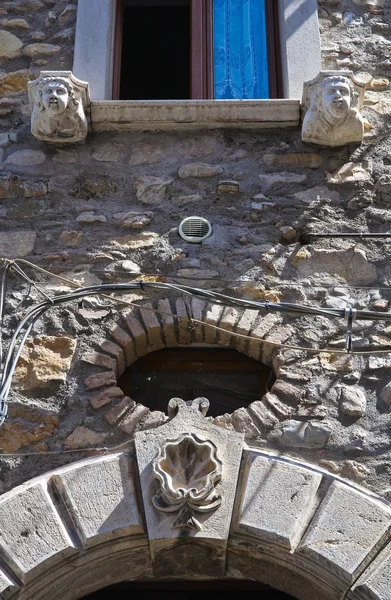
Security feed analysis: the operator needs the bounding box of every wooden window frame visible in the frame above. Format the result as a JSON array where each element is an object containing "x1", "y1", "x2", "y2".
[{"x1": 112, "y1": 0, "x2": 282, "y2": 101}]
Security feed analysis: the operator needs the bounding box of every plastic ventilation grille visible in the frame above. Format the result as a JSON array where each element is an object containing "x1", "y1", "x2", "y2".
[{"x1": 179, "y1": 216, "x2": 212, "y2": 243}]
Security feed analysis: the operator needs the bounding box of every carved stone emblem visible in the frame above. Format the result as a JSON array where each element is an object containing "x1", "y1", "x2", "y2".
[
  {"x1": 302, "y1": 70, "x2": 365, "y2": 147},
  {"x1": 28, "y1": 71, "x2": 90, "y2": 143},
  {"x1": 152, "y1": 432, "x2": 222, "y2": 531}
]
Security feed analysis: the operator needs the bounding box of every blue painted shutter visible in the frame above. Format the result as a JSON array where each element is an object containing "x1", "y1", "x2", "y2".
[{"x1": 213, "y1": 0, "x2": 270, "y2": 100}]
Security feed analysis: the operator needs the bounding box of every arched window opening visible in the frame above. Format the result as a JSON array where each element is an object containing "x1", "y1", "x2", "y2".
[
  {"x1": 81, "y1": 580, "x2": 296, "y2": 599},
  {"x1": 117, "y1": 347, "x2": 275, "y2": 417}
]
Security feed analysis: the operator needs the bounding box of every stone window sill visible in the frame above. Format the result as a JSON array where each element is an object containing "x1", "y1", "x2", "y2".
[{"x1": 90, "y1": 99, "x2": 300, "y2": 132}]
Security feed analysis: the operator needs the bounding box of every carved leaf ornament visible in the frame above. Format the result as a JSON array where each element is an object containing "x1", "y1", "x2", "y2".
[{"x1": 152, "y1": 433, "x2": 222, "y2": 531}]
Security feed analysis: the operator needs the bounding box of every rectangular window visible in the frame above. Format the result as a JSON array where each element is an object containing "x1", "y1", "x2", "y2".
[{"x1": 113, "y1": 0, "x2": 281, "y2": 100}]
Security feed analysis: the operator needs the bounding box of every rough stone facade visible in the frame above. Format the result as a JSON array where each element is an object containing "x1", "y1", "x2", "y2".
[{"x1": 1, "y1": 0, "x2": 391, "y2": 570}]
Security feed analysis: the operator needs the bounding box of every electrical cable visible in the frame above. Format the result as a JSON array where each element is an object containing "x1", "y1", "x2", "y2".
[{"x1": 1, "y1": 257, "x2": 391, "y2": 429}]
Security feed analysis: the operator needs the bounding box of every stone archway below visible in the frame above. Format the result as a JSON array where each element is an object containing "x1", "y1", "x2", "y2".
[{"x1": 0, "y1": 445, "x2": 388, "y2": 600}]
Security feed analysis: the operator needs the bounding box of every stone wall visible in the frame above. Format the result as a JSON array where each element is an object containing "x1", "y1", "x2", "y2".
[{"x1": 1, "y1": 0, "x2": 391, "y2": 500}]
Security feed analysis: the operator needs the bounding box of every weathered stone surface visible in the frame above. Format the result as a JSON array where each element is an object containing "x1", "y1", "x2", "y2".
[
  {"x1": 5, "y1": 150, "x2": 46, "y2": 166},
  {"x1": 233, "y1": 451, "x2": 322, "y2": 549},
  {"x1": 351, "y1": 543, "x2": 391, "y2": 600},
  {"x1": 219, "y1": 307, "x2": 240, "y2": 346},
  {"x1": 217, "y1": 180, "x2": 240, "y2": 193},
  {"x1": 247, "y1": 400, "x2": 279, "y2": 430},
  {"x1": 53, "y1": 149, "x2": 78, "y2": 164},
  {"x1": 134, "y1": 176, "x2": 173, "y2": 205},
  {"x1": 90, "y1": 387, "x2": 124, "y2": 410},
  {"x1": 0, "y1": 30, "x2": 23, "y2": 59},
  {"x1": 52, "y1": 454, "x2": 144, "y2": 548},
  {"x1": 326, "y1": 162, "x2": 372, "y2": 184},
  {"x1": 176, "y1": 269, "x2": 219, "y2": 279},
  {"x1": 231, "y1": 408, "x2": 260, "y2": 437},
  {"x1": 76, "y1": 212, "x2": 107, "y2": 224},
  {"x1": 140, "y1": 303, "x2": 164, "y2": 352},
  {"x1": 294, "y1": 247, "x2": 378, "y2": 285},
  {"x1": 125, "y1": 313, "x2": 148, "y2": 357},
  {"x1": 98, "y1": 341, "x2": 126, "y2": 375},
  {"x1": 299, "y1": 481, "x2": 391, "y2": 583},
  {"x1": 290, "y1": 185, "x2": 342, "y2": 204},
  {"x1": 0, "y1": 69, "x2": 31, "y2": 95},
  {"x1": 15, "y1": 336, "x2": 76, "y2": 392},
  {"x1": 272, "y1": 381, "x2": 304, "y2": 404},
  {"x1": 92, "y1": 143, "x2": 124, "y2": 163},
  {"x1": 0, "y1": 483, "x2": 74, "y2": 581},
  {"x1": 84, "y1": 371, "x2": 117, "y2": 391},
  {"x1": 59, "y1": 231, "x2": 83, "y2": 247},
  {"x1": 248, "y1": 314, "x2": 280, "y2": 360},
  {"x1": 340, "y1": 385, "x2": 367, "y2": 417},
  {"x1": 178, "y1": 163, "x2": 224, "y2": 178},
  {"x1": 277, "y1": 420, "x2": 332, "y2": 448},
  {"x1": 0, "y1": 230, "x2": 36, "y2": 258},
  {"x1": 81, "y1": 352, "x2": 117, "y2": 374},
  {"x1": 23, "y1": 43, "x2": 61, "y2": 57},
  {"x1": 111, "y1": 231, "x2": 159, "y2": 249},
  {"x1": 58, "y1": 4, "x2": 77, "y2": 25},
  {"x1": 118, "y1": 404, "x2": 149, "y2": 435},
  {"x1": 263, "y1": 153, "x2": 322, "y2": 169},
  {"x1": 63, "y1": 427, "x2": 107, "y2": 450},
  {"x1": 204, "y1": 303, "x2": 224, "y2": 344},
  {"x1": 258, "y1": 172, "x2": 307, "y2": 192},
  {"x1": 1, "y1": 18, "x2": 28, "y2": 29},
  {"x1": 380, "y1": 381, "x2": 391, "y2": 406},
  {"x1": 113, "y1": 211, "x2": 153, "y2": 229},
  {"x1": 109, "y1": 325, "x2": 136, "y2": 365},
  {"x1": 0, "y1": 420, "x2": 58, "y2": 453},
  {"x1": 105, "y1": 396, "x2": 135, "y2": 425}
]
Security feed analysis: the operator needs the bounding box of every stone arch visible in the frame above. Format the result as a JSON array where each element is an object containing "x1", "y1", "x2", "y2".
[
  {"x1": 81, "y1": 297, "x2": 295, "y2": 438},
  {"x1": 0, "y1": 449, "x2": 388, "y2": 600}
]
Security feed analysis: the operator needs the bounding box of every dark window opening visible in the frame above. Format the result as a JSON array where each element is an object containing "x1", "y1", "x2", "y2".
[
  {"x1": 82, "y1": 580, "x2": 296, "y2": 599},
  {"x1": 119, "y1": 1, "x2": 191, "y2": 100},
  {"x1": 117, "y1": 347, "x2": 275, "y2": 417}
]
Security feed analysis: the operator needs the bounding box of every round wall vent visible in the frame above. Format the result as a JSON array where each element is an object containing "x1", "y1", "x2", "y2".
[{"x1": 178, "y1": 216, "x2": 212, "y2": 243}]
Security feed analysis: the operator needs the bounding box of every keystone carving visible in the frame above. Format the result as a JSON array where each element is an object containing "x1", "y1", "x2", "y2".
[
  {"x1": 28, "y1": 71, "x2": 90, "y2": 143},
  {"x1": 302, "y1": 70, "x2": 365, "y2": 147},
  {"x1": 152, "y1": 432, "x2": 222, "y2": 531}
]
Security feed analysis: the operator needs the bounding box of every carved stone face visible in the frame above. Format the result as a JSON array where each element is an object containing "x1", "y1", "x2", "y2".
[
  {"x1": 321, "y1": 78, "x2": 352, "y2": 120},
  {"x1": 42, "y1": 81, "x2": 69, "y2": 115}
]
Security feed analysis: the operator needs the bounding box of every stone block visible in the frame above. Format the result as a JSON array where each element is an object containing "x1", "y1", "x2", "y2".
[
  {"x1": 52, "y1": 453, "x2": 144, "y2": 548},
  {"x1": 233, "y1": 451, "x2": 322, "y2": 550},
  {"x1": 277, "y1": 420, "x2": 331, "y2": 449},
  {"x1": 271, "y1": 380, "x2": 304, "y2": 405},
  {"x1": 234, "y1": 309, "x2": 259, "y2": 353},
  {"x1": 247, "y1": 400, "x2": 279, "y2": 431},
  {"x1": 264, "y1": 392, "x2": 294, "y2": 419},
  {"x1": 124, "y1": 313, "x2": 148, "y2": 357},
  {"x1": 99, "y1": 341, "x2": 126, "y2": 376},
  {"x1": 15, "y1": 336, "x2": 76, "y2": 392},
  {"x1": 248, "y1": 314, "x2": 280, "y2": 360},
  {"x1": 134, "y1": 176, "x2": 173, "y2": 205},
  {"x1": 63, "y1": 427, "x2": 107, "y2": 450},
  {"x1": 110, "y1": 325, "x2": 136, "y2": 366},
  {"x1": 178, "y1": 163, "x2": 224, "y2": 178},
  {"x1": 105, "y1": 396, "x2": 135, "y2": 426},
  {"x1": 204, "y1": 303, "x2": 224, "y2": 344},
  {"x1": 139, "y1": 303, "x2": 164, "y2": 352},
  {"x1": 157, "y1": 299, "x2": 176, "y2": 348},
  {"x1": 5, "y1": 150, "x2": 46, "y2": 165},
  {"x1": 175, "y1": 299, "x2": 192, "y2": 345},
  {"x1": 0, "y1": 69, "x2": 32, "y2": 96},
  {"x1": 81, "y1": 352, "x2": 117, "y2": 375},
  {"x1": 0, "y1": 483, "x2": 75, "y2": 582},
  {"x1": 231, "y1": 408, "x2": 260, "y2": 437},
  {"x1": 118, "y1": 404, "x2": 150, "y2": 435},
  {"x1": 0, "y1": 30, "x2": 23, "y2": 59},
  {"x1": 299, "y1": 481, "x2": 391, "y2": 583},
  {"x1": 350, "y1": 542, "x2": 391, "y2": 600},
  {"x1": 219, "y1": 307, "x2": 240, "y2": 346},
  {"x1": 135, "y1": 399, "x2": 244, "y2": 577},
  {"x1": 23, "y1": 43, "x2": 61, "y2": 57},
  {"x1": 261, "y1": 325, "x2": 295, "y2": 365},
  {"x1": 90, "y1": 387, "x2": 123, "y2": 410},
  {"x1": 0, "y1": 231, "x2": 36, "y2": 258},
  {"x1": 84, "y1": 371, "x2": 116, "y2": 391},
  {"x1": 140, "y1": 410, "x2": 167, "y2": 431},
  {"x1": 340, "y1": 385, "x2": 367, "y2": 417},
  {"x1": 191, "y1": 297, "x2": 206, "y2": 343}
]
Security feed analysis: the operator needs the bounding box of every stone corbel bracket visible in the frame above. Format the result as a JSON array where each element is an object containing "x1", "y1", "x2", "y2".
[
  {"x1": 301, "y1": 70, "x2": 365, "y2": 147},
  {"x1": 135, "y1": 398, "x2": 244, "y2": 578},
  {"x1": 28, "y1": 71, "x2": 90, "y2": 143}
]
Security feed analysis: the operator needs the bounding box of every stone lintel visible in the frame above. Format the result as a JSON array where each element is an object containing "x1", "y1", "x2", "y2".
[{"x1": 91, "y1": 100, "x2": 300, "y2": 132}]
